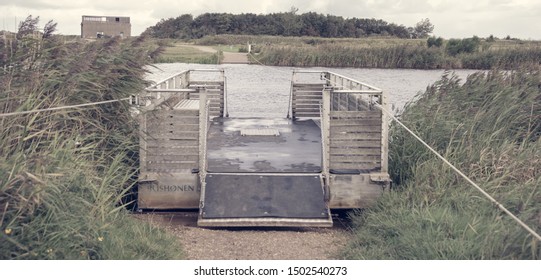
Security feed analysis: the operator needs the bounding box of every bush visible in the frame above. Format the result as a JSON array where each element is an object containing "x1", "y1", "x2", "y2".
[
  {"x1": 446, "y1": 36, "x2": 481, "y2": 56},
  {"x1": 427, "y1": 36, "x2": 443, "y2": 48}
]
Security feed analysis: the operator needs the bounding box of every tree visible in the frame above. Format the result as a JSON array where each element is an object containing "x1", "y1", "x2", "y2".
[
  {"x1": 427, "y1": 36, "x2": 443, "y2": 48},
  {"x1": 412, "y1": 18, "x2": 434, "y2": 38}
]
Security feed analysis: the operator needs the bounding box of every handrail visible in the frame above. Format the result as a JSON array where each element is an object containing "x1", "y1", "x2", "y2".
[
  {"x1": 146, "y1": 69, "x2": 224, "y2": 90},
  {"x1": 292, "y1": 70, "x2": 383, "y2": 93}
]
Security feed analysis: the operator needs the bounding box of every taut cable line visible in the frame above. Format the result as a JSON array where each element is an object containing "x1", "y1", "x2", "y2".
[
  {"x1": 373, "y1": 102, "x2": 541, "y2": 242},
  {"x1": 0, "y1": 98, "x2": 131, "y2": 118}
]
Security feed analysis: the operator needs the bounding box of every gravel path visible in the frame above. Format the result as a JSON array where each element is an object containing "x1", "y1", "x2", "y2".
[{"x1": 135, "y1": 212, "x2": 352, "y2": 260}]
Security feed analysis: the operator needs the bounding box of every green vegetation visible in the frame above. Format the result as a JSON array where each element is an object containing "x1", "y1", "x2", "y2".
[
  {"x1": 151, "y1": 40, "x2": 222, "y2": 64},
  {"x1": 148, "y1": 33, "x2": 541, "y2": 69},
  {"x1": 143, "y1": 10, "x2": 426, "y2": 39},
  {"x1": 0, "y1": 16, "x2": 183, "y2": 259},
  {"x1": 250, "y1": 35, "x2": 541, "y2": 69},
  {"x1": 343, "y1": 68, "x2": 541, "y2": 259}
]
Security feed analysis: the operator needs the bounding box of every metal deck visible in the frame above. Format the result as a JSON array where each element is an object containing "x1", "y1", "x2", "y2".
[
  {"x1": 207, "y1": 118, "x2": 323, "y2": 173},
  {"x1": 198, "y1": 174, "x2": 332, "y2": 227}
]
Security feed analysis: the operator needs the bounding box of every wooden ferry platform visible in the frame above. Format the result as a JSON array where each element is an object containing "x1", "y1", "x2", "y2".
[{"x1": 135, "y1": 69, "x2": 390, "y2": 227}]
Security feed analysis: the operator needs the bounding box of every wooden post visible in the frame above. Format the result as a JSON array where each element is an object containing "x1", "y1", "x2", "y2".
[
  {"x1": 322, "y1": 86, "x2": 332, "y2": 184},
  {"x1": 139, "y1": 103, "x2": 148, "y2": 174},
  {"x1": 198, "y1": 87, "x2": 208, "y2": 212},
  {"x1": 199, "y1": 87, "x2": 208, "y2": 177},
  {"x1": 381, "y1": 92, "x2": 389, "y2": 173},
  {"x1": 180, "y1": 71, "x2": 190, "y2": 89}
]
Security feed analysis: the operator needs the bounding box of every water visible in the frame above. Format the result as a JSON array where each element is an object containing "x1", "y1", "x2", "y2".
[{"x1": 145, "y1": 63, "x2": 480, "y2": 118}]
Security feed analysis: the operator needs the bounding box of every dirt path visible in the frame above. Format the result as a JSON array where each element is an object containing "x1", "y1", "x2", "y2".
[
  {"x1": 180, "y1": 44, "x2": 250, "y2": 64},
  {"x1": 181, "y1": 44, "x2": 218, "y2": 54},
  {"x1": 221, "y1": 52, "x2": 250, "y2": 64},
  {"x1": 135, "y1": 212, "x2": 352, "y2": 260}
]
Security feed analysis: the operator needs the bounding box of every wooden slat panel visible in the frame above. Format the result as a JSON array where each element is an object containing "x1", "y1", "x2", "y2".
[
  {"x1": 330, "y1": 155, "x2": 381, "y2": 162},
  {"x1": 150, "y1": 130, "x2": 199, "y2": 137},
  {"x1": 146, "y1": 162, "x2": 198, "y2": 171},
  {"x1": 293, "y1": 95, "x2": 323, "y2": 100},
  {"x1": 330, "y1": 119, "x2": 382, "y2": 126},
  {"x1": 147, "y1": 124, "x2": 199, "y2": 132},
  {"x1": 146, "y1": 113, "x2": 194, "y2": 120},
  {"x1": 330, "y1": 162, "x2": 380, "y2": 170},
  {"x1": 330, "y1": 133, "x2": 381, "y2": 141},
  {"x1": 293, "y1": 113, "x2": 321, "y2": 118},
  {"x1": 292, "y1": 105, "x2": 320, "y2": 110},
  {"x1": 331, "y1": 125, "x2": 382, "y2": 133},
  {"x1": 147, "y1": 155, "x2": 200, "y2": 162},
  {"x1": 292, "y1": 99, "x2": 322, "y2": 105},
  {"x1": 149, "y1": 136, "x2": 199, "y2": 141},
  {"x1": 146, "y1": 110, "x2": 199, "y2": 117},
  {"x1": 144, "y1": 139, "x2": 198, "y2": 146},
  {"x1": 146, "y1": 117, "x2": 199, "y2": 126},
  {"x1": 330, "y1": 147, "x2": 381, "y2": 155},
  {"x1": 330, "y1": 139, "x2": 381, "y2": 148},
  {"x1": 293, "y1": 91, "x2": 322, "y2": 95},
  {"x1": 293, "y1": 83, "x2": 326, "y2": 87},
  {"x1": 188, "y1": 81, "x2": 223, "y2": 85},
  {"x1": 293, "y1": 108, "x2": 320, "y2": 113},
  {"x1": 330, "y1": 111, "x2": 381, "y2": 118},
  {"x1": 145, "y1": 147, "x2": 199, "y2": 155}
]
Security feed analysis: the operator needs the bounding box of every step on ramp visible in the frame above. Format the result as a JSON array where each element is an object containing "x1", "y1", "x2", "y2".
[{"x1": 198, "y1": 174, "x2": 332, "y2": 227}]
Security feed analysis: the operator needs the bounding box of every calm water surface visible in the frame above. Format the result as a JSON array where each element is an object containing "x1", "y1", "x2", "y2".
[{"x1": 146, "y1": 63, "x2": 479, "y2": 118}]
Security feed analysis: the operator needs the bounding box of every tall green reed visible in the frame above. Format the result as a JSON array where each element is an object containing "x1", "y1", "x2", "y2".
[
  {"x1": 343, "y1": 67, "x2": 541, "y2": 259},
  {"x1": 0, "y1": 17, "x2": 182, "y2": 259}
]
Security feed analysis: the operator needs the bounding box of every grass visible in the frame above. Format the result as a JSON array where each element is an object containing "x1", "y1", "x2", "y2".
[
  {"x1": 150, "y1": 39, "x2": 222, "y2": 64},
  {"x1": 0, "y1": 20, "x2": 184, "y2": 259},
  {"x1": 150, "y1": 35, "x2": 541, "y2": 69},
  {"x1": 342, "y1": 68, "x2": 541, "y2": 259}
]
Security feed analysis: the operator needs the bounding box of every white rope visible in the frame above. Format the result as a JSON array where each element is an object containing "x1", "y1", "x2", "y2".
[
  {"x1": 0, "y1": 98, "x2": 131, "y2": 118},
  {"x1": 373, "y1": 102, "x2": 541, "y2": 242}
]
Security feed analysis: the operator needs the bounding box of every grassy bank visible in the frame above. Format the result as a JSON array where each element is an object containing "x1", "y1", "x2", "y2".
[
  {"x1": 343, "y1": 68, "x2": 541, "y2": 259},
  {"x1": 253, "y1": 41, "x2": 541, "y2": 69},
  {"x1": 1, "y1": 19, "x2": 183, "y2": 259},
  {"x1": 150, "y1": 39, "x2": 222, "y2": 64},
  {"x1": 154, "y1": 34, "x2": 541, "y2": 69}
]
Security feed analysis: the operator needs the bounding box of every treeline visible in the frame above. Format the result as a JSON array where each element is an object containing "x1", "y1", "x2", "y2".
[{"x1": 143, "y1": 11, "x2": 421, "y2": 39}]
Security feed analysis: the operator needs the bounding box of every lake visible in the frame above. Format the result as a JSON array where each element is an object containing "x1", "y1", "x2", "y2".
[{"x1": 146, "y1": 63, "x2": 479, "y2": 117}]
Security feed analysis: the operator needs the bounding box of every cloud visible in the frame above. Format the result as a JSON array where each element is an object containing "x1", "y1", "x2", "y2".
[{"x1": 0, "y1": 0, "x2": 539, "y2": 39}]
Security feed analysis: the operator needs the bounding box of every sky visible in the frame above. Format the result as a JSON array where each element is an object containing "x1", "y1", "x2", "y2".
[{"x1": 0, "y1": 0, "x2": 540, "y2": 39}]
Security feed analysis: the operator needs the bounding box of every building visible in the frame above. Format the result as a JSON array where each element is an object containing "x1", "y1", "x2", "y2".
[{"x1": 81, "y1": 15, "x2": 131, "y2": 39}]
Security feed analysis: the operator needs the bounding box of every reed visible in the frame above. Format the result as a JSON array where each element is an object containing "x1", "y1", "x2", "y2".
[
  {"x1": 0, "y1": 19, "x2": 183, "y2": 259},
  {"x1": 254, "y1": 43, "x2": 457, "y2": 69},
  {"x1": 249, "y1": 37, "x2": 541, "y2": 69},
  {"x1": 342, "y1": 68, "x2": 541, "y2": 259}
]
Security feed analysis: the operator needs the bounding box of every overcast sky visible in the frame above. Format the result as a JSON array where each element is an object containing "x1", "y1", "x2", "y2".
[{"x1": 0, "y1": 0, "x2": 539, "y2": 39}]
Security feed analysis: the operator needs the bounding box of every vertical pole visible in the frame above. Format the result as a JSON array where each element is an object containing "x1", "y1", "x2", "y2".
[
  {"x1": 381, "y1": 92, "x2": 389, "y2": 173},
  {"x1": 199, "y1": 87, "x2": 207, "y2": 178},
  {"x1": 139, "y1": 104, "x2": 148, "y2": 173},
  {"x1": 322, "y1": 86, "x2": 332, "y2": 187},
  {"x1": 198, "y1": 87, "x2": 208, "y2": 213}
]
